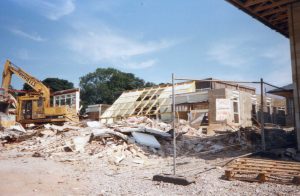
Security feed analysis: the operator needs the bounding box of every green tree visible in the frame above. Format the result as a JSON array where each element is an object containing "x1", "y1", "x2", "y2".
[
  {"x1": 79, "y1": 68, "x2": 155, "y2": 107},
  {"x1": 23, "y1": 78, "x2": 74, "y2": 92}
]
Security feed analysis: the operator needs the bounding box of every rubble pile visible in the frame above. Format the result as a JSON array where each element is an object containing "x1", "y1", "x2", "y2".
[{"x1": 0, "y1": 116, "x2": 247, "y2": 164}]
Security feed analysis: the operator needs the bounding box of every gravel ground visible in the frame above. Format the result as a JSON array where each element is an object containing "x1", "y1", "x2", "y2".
[{"x1": 0, "y1": 148, "x2": 299, "y2": 196}]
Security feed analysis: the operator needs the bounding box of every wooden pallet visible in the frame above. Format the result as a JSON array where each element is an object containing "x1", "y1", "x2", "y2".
[{"x1": 225, "y1": 158, "x2": 300, "y2": 185}]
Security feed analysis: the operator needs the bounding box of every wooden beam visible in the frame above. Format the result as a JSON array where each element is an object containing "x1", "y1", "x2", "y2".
[
  {"x1": 254, "y1": 0, "x2": 296, "y2": 13},
  {"x1": 245, "y1": 0, "x2": 270, "y2": 7},
  {"x1": 268, "y1": 13, "x2": 288, "y2": 23},
  {"x1": 129, "y1": 87, "x2": 153, "y2": 115},
  {"x1": 136, "y1": 87, "x2": 161, "y2": 116},
  {"x1": 261, "y1": 6, "x2": 287, "y2": 17}
]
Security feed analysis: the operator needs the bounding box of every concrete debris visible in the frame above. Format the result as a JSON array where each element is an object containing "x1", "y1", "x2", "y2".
[
  {"x1": 0, "y1": 116, "x2": 259, "y2": 166},
  {"x1": 9, "y1": 123, "x2": 26, "y2": 133},
  {"x1": 193, "y1": 144, "x2": 204, "y2": 153},
  {"x1": 0, "y1": 124, "x2": 27, "y2": 143},
  {"x1": 132, "y1": 132, "x2": 161, "y2": 149},
  {"x1": 32, "y1": 152, "x2": 42, "y2": 157},
  {"x1": 72, "y1": 136, "x2": 91, "y2": 153},
  {"x1": 40, "y1": 129, "x2": 56, "y2": 137},
  {"x1": 116, "y1": 126, "x2": 171, "y2": 138},
  {"x1": 285, "y1": 148, "x2": 297, "y2": 158},
  {"x1": 86, "y1": 121, "x2": 103, "y2": 128},
  {"x1": 92, "y1": 128, "x2": 132, "y2": 142},
  {"x1": 132, "y1": 158, "x2": 144, "y2": 164},
  {"x1": 44, "y1": 123, "x2": 81, "y2": 132}
]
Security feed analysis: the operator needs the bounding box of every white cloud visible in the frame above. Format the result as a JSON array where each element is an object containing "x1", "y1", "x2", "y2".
[
  {"x1": 87, "y1": 0, "x2": 120, "y2": 13},
  {"x1": 260, "y1": 43, "x2": 291, "y2": 66},
  {"x1": 12, "y1": 0, "x2": 75, "y2": 20},
  {"x1": 207, "y1": 39, "x2": 254, "y2": 67},
  {"x1": 206, "y1": 38, "x2": 292, "y2": 86},
  {"x1": 264, "y1": 66, "x2": 292, "y2": 86},
  {"x1": 261, "y1": 43, "x2": 292, "y2": 86},
  {"x1": 9, "y1": 28, "x2": 46, "y2": 42},
  {"x1": 66, "y1": 25, "x2": 177, "y2": 69},
  {"x1": 17, "y1": 49, "x2": 29, "y2": 60},
  {"x1": 125, "y1": 59, "x2": 157, "y2": 69}
]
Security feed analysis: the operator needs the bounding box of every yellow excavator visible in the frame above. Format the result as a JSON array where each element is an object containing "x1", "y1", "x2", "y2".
[{"x1": 1, "y1": 59, "x2": 78, "y2": 127}]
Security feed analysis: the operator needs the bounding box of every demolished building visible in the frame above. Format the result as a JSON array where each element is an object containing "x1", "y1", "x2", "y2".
[
  {"x1": 268, "y1": 84, "x2": 294, "y2": 127},
  {"x1": 101, "y1": 79, "x2": 288, "y2": 133},
  {"x1": 85, "y1": 104, "x2": 111, "y2": 120}
]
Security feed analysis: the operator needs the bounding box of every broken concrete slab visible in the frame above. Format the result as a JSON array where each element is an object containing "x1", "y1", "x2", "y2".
[
  {"x1": 86, "y1": 121, "x2": 103, "y2": 128},
  {"x1": 144, "y1": 126, "x2": 171, "y2": 138},
  {"x1": 116, "y1": 126, "x2": 171, "y2": 138},
  {"x1": 132, "y1": 132, "x2": 161, "y2": 149},
  {"x1": 116, "y1": 127, "x2": 144, "y2": 133},
  {"x1": 44, "y1": 124, "x2": 81, "y2": 132},
  {"x1": 63, "y1": 135, "x2": 91, "y2": 153},
  {"x1": 9, "y1": 123, "x2": 26, "y2": 133},
  {"x1": 91, "y1": 128, "x2": 113, "y2": 138},
  {"x1": 72, "y1": 135, "x2": 91, "y2": 153},
  {"x1": 92, "y1": 128, "x2": 132, "y2": 142}
]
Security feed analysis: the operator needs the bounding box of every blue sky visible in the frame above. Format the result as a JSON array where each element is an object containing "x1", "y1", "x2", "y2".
[{"x1": 0, "y1": 0, "x2": 291, "y2": 89}]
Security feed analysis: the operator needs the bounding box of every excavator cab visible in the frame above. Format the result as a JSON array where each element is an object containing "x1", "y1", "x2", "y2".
[
  {"x1": 18, "y1": 94, "x2": 46, "y2": 121},
  {"x1": 22, "y1": 100, "x2": 32, "y2": 120}
]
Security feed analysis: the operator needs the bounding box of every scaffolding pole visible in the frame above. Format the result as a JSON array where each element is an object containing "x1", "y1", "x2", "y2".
[
  {"x1": 172, "y1": 73, "x2": 176, "y2": 175},
  {"x1": 260, "y1": 78, "x2": 266, "y2": 151}
]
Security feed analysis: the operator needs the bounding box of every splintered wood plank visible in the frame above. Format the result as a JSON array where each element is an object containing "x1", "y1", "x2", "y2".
[
  {"x1": 228, "y1": 163, "x2": 300, "y2": 171},
  {"x1": 227, "y1": 169, "x2": 298, "y2": 178},
  {"x1": 239, "y1": 158, "x2": 300, "y2": 165},
  {"x1": 227, "y1": 167, "x2": 300, "y2": 176}
]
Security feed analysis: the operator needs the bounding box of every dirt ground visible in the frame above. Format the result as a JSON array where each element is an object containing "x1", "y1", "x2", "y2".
[{"x1": 1, "y1": 148, "x2": 299, "y2": 196}]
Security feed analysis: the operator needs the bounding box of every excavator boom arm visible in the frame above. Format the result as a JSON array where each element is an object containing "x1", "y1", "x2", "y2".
[{"x1": 1, "y1": 60, "x2": 50, "y2": 107}]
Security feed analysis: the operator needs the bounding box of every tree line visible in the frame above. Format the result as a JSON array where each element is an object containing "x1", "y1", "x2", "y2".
[{"x1": 21, "y1": 67, "x2": 156, "y2": 110}]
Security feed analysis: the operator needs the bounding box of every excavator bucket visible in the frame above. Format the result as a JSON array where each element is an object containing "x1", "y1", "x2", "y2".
[{"x1": 0, "y1": 89, "x2": 16, "y2": 128}]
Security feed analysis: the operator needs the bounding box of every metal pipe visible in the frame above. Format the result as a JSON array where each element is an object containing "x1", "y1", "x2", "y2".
[
  {"x1": 263, "y1": 81, "x2": 290, "y2": 92},
  {"x1": 260, "y1": 78, "x2": 266, "y2": 151},
  {"x1": 173, "y1": 78, "x2": 260, "y2": 84},
  {"x1": 172, "y1": 73, "x2": 176, "y2": 175}
]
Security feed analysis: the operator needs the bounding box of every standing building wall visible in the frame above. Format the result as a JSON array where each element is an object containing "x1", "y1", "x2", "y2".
[{"x1": 207, "y1": 88, "x2": 253, "y2": 133}]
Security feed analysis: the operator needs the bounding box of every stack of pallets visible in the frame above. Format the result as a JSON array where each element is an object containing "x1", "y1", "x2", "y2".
[{"x1": 225, "y1": 158, "x2": 300, "y2": 185}]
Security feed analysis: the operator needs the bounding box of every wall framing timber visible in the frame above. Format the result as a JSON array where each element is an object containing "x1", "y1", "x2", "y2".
[{"x1": 100, "y1": 81, "x2": 196, "y2": 122}]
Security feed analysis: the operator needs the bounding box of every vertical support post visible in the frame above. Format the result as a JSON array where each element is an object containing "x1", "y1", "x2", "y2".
[
  {"x1": 172, "y1": 73, "x2": 176, "y2": 175},
  {"x1": 288, "y1": 2, "x2": 300, "y2": 151},
  {"x1": 260, "y1": 78, "x2": 266, "y2": 151},
  {"x1": 237, "y1": 84, "x2": 241, "y2": 143}
]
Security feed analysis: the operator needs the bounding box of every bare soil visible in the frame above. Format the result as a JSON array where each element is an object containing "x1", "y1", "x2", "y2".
[{"x1": 1, "y1": 148, "x2": 299, "y2": 196}]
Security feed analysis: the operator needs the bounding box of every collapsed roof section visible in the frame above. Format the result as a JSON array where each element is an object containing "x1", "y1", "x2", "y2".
[{"x1": 100, "y1": 81, "x2": 196, "y2": 121}]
